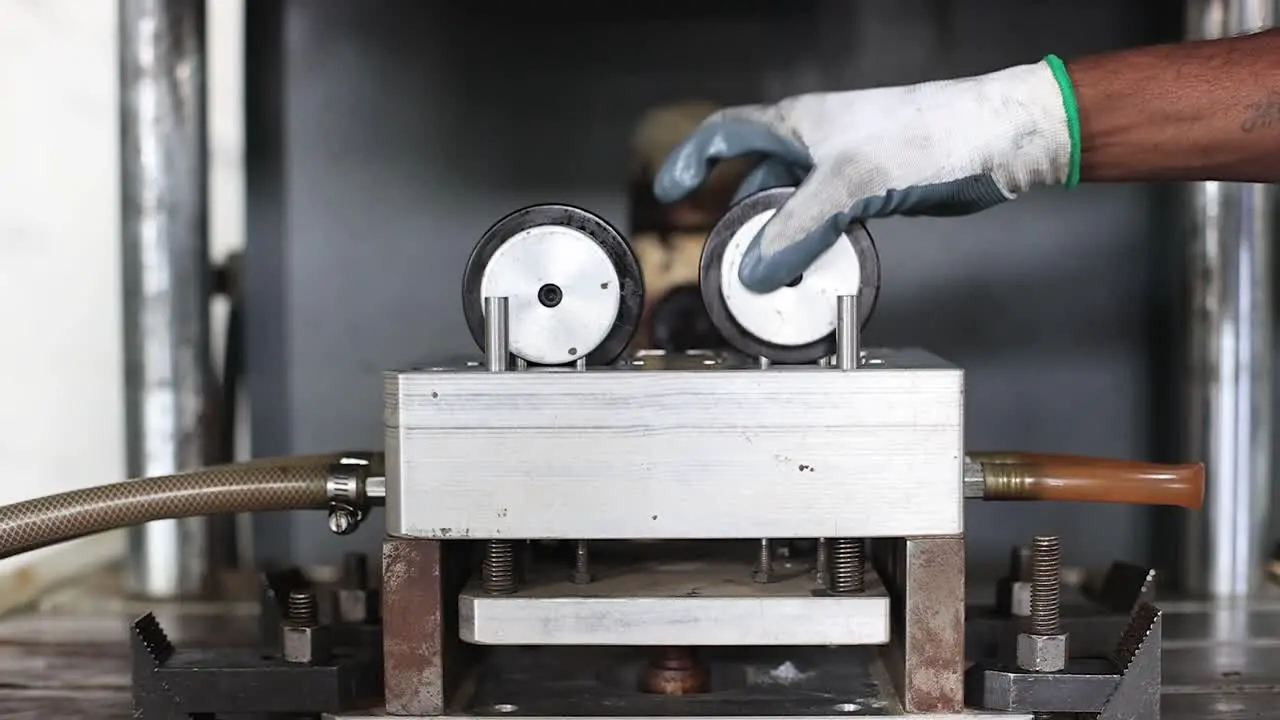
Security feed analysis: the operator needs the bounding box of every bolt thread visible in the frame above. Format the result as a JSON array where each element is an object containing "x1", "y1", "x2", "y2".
[
  {"x1": 483, "y1": 540, "x2": 517, "y2": 595},
  {"x1": 1030, "y1": 536, "x2": 1061, "y2": 635},
  {"x1": 287, "y1": 589, "x2": 318, "y2": 626},
  {"x1": 758, "y1": 539, "x2": 772, "y2": 571},
  {"x1": 574, "y1": 540, "x2": 590, "y2": 574},
  {"x1": 830, "y1": 538, "x2": 865, "y2": 594}
]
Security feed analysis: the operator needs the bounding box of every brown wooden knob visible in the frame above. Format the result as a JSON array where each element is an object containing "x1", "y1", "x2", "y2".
[{"x1": 970, "y1": 451, "x2": 1205, "y2": 509}]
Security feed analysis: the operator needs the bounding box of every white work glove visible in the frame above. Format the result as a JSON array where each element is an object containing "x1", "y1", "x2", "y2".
[{"x1": 654, "y1": 57, "x2": 1080, "y2": 292}]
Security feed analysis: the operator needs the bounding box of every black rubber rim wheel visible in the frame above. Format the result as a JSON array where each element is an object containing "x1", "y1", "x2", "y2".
[
  {"x1": 462, "y1": 204, "x2": 645, "y2": 366},
  {"x1": 699, "y1": 187, "x2": 881, "y2": 364}
]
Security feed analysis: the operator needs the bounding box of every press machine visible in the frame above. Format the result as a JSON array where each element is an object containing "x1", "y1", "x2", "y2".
[{"x1": 358, "y1": 188, "x2": 1203, "y2": 719}]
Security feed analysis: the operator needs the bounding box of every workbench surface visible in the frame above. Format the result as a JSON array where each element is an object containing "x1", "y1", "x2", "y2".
[{"x1": 1, "y1": 572, "x2": 1279, "y2": 718}]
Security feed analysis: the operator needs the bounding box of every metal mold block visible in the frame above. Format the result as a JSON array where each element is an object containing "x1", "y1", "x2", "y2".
[
  {"x1": 460, "y1": 558, "x2": 891, "y2": 647},
  {"x1": 386, "y1": 348, "x2": 963, "y2": 540}
]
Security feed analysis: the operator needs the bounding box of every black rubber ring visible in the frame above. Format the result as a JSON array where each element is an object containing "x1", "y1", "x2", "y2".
[
  {"x1": 462, "y1": 204, "x2": 644, "y2": 366},
  {"x1": 699, "y1": 187, "x2": 881, "y2": 364}
]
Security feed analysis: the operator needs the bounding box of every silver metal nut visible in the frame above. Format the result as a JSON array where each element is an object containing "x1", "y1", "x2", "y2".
[
  {"x1": 1009, "y1": 580, "x2": 1032, "y2": 617},
  {"x1": 282, "y1": 624, "x2": 332, "y2": 664},
  {"x1": 1016, "y1": 632, "x2": 1068, "y2": 672},
  {"x1": 570, "y1": 570, "x2": 593, "y2": 584},
  {"x1": 336, "y1": 588, "x2": 378, "y2": 624}
]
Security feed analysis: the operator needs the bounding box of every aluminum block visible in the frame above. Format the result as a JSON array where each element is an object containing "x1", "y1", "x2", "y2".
[{"x1": 386, "y1": 348, "x2": 963, "y2": 540}]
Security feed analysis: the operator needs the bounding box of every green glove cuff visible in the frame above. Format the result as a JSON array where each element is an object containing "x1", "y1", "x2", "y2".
[{"x1": 1043, "y1": 54, "x2": 1081, "y2": 187}]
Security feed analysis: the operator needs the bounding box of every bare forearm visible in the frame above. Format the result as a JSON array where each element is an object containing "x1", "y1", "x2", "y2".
[{"x1": 1070, "y1": 29, "x2": 1280, "y2": 183}]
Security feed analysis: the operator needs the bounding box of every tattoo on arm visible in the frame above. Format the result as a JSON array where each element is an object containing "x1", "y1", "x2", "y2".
[{"x1": 1241, "y1": 91, "x2": 1280, "y2": 133}]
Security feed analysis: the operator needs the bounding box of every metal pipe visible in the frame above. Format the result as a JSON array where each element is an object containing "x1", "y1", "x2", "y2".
[
  {"x1": 1181, "y1": 0, "x2": 1276, "y2": 597},
  {"x1": 836, "y1": 294, "x2": 859, "y2": 371},
  {"x1": 120, "y1": 0, "x2": 221, "y2": 598}
]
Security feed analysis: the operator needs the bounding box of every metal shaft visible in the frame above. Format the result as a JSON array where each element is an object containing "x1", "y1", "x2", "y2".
[
  {"x1": 1030, "y1": 536, "x2": 1061, "y2": 635},
  {"x1": 830, "y1": 537, "x2": 865, "y2": 594},
  {"x1": 836, "y1": 294, "x2": 859, "y2": 371},
  {"x1": 571, "y1": 539, "x2": 592, "y2": 584},
  {"x1": 752, "y1": 538, "x2": 773, "y2": 583},
  {"x1": 482, "y1": 297, "x2": 516, "y2": 593},
  {"x1": 1181, "y1": 0, "x2": 1275, "y2": 598},
  {"x1": 121, "y1": 0, "x2": 227, "y2": 599},
  {"x1": 484, "y1": 296, "x2": 510, "y2": 372},
  {"x1": 814, "y1": 538, "x2": 830, "y2": 588}
]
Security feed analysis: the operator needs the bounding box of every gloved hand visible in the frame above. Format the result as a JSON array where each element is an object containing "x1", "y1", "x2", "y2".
[{"x1": 654, "y1": 57, "x2": 1080, "y2": 293}]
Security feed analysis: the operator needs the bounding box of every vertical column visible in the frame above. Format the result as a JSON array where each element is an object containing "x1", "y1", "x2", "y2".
[
  {"x1": 1180, "y1": 0, "x2": 1275, "y2": 597},
  {"x1": 120, "y1": 0, "x2": 223, "y2": 598},
  {"x1": 882, "y1": 536, "x2": 965, "y2": 713},
  {"x1": 383, "y1": 538, "x2": 472, "y2": 715}
]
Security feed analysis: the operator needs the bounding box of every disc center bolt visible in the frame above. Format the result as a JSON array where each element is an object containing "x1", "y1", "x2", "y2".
[{"x1": 537, "y1": 283, "x2": 563, "y2": 308}]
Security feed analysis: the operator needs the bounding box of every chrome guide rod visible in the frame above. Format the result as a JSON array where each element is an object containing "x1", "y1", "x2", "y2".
[
  {"x1": 484, "y1": 296, "x2": 510, "y2": 371},
  {"x1": 120, "y1": 0, "x2": 220, "y2": 598},
  {"x1": 836, "y1": 294, "x2": 859, "y2": 371},
  {"x1": 1181, "y1": 0, "x2": 1275, "y2": 597}
]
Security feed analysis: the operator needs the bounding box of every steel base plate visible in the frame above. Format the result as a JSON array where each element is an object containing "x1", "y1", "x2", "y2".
[{"x1": 327, "y1": 645, "x2": 1030, "y2": 719}]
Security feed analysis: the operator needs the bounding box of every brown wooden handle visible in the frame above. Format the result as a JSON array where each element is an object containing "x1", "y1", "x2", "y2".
[{"x1": 970, "y1": 451, "x2": 1205, "y2": 509}]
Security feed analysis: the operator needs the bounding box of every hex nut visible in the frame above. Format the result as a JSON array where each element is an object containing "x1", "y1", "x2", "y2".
[
  {"x1": 1017, "y1": 632, "x2": 1068, "y2": 672},
  {"x1": 282, "y1": 624, "x2": 332, "y2": 664},
  {"x1": 570, "y1": 570, "x2": 593, "y2": 584}
]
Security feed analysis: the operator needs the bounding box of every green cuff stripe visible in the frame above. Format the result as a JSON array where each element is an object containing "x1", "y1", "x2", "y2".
[{"x1": 1043, "y1": 54, "x2": 1081, "y2": 187}]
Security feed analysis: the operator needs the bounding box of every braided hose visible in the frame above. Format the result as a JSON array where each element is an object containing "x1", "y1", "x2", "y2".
[{"x1": 0, "y1": 453, "x2": 381, "y2": 560}]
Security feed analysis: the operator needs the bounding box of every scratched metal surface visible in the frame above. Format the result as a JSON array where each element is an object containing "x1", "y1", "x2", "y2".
[{"x1": 2, "y1": 575, "x2": 1280, "y2": 718}]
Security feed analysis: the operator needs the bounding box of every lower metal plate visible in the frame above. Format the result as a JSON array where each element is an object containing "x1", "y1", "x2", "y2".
[{"x1": 461, "y1": 552, "x2": 889, "y2": 647}]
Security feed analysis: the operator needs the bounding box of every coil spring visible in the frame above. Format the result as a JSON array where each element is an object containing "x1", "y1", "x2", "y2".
[
  {"x1": 829, "y1": 538, "x2": 865, "y2": 594},
  {"x1": 287, "y1": 589, "x2": 318, "y2": 625},
  {"x1": 1030, "y1": 536, "x2": 1061, "y2": 635},
  {"x1": 483, "y1": 540, "x2": 517, "y2": 595}
]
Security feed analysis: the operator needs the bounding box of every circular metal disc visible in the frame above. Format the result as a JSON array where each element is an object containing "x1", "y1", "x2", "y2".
[
  {"x1": 700, "y1": 187, "x2": 881, "y2": 364},
  {"x1": 463, "y1": 205, "x2": 644, "y2": 365}
]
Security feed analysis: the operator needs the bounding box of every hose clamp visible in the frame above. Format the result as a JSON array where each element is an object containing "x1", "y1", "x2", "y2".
[{"x1": 326, "y1": 462, "x2": 369, "y2": 536}]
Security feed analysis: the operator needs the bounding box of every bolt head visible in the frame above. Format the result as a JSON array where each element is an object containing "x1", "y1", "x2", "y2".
[
  {"x1": 1016, "y1": 632, "x2": 1068, "y2": 672},
  {"x1": 282, "y1": 624, "x2": 332, "y2": 664},
  {"x1": 328, "y1": 509, "x2": 356, "y2": 535}
]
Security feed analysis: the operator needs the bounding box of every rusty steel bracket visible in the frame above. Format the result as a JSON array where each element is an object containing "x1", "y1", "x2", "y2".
[
  {"x1": 872, "y1": 535, "x2": 966, "y2": 714},
  {"x1": 383, "y1": 537, "x2": 476, "y2": 715}
]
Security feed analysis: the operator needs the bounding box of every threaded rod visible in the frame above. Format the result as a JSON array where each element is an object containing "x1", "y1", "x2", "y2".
[
  {"x1": 1030, "y1": 536, "x2": 1061, "y2": 635},
  {"x1": 287, "y1": 589, "x2": 318, "y2": 626}
]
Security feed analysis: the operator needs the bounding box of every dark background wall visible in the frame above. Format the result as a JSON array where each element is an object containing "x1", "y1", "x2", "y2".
[{"x1": 245, "y1": 0, "x2": 1184, "y2": 581}]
